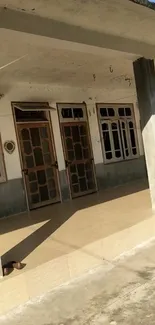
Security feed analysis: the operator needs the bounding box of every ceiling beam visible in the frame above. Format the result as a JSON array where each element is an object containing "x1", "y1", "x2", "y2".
[{"x1": 0, "y1": 7, "x2": 155, "y2": 58}]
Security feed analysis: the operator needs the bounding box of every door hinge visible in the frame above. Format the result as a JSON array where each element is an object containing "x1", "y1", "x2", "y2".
[
  {"x1": 22, "y1": 168, "x2": 28, "y2": 175},
  {"x1": 65, "y1": 160, "x2": 72, "y2": 168},
  {"x1": 51, "y1": 161, "x2": 58, "y2": 169}
]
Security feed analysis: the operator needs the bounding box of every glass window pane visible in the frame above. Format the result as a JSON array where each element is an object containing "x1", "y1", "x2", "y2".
[
  {"x1": 73, "y1": 108, "x2": 83, "y2": 118},
  {"x1": 102, "y1": 123, "x2": 108, "y2": 131},
  {"x1": 100, "y1": 108, "x2": 107, "y2": 117},
  {"x1": 66, "y1": 138, "x2": 73, "y2": 150},
  {"x1": 72, "y1": 184, "x2": 79, "y2": 194},
  {"x1": 108, "y1": 108, "x2": 115, "y2": 117},
  {"x1": 103, "y1": 132, "x2": 111, "y2": 152},
  {"x1": 71, "y1": 174, "x2": 78, "y2": 184},
  {"x1": 28, "y1": 172, "x2": 36, "y2": 182},
  {"x1": 40, "y1": 127, "x2": 48, "y2": 138},
  {"x1": 87, "y1": 181, "x2": 94, "y2": 190},
  {"x1": 132, "y1": 148, "x2": 137, "y2": 155},
  {"x1": 129, "y1": 121, "x2": 134, "y2": 128},
  {"x1": 112, "y1": 131, "x2": 120, "y2": 150},
  {"x1": 72, "y1": 126, "x2": 80, "y2": 142},
  {"x1": 123, "y1": 129, "x2": 128, "y2": 149},
  {"x1": 16, "y1": 109, "x2": 47, "y2": 122},
  {"x1": 39, "y1": 186, "x2": 49, "y2": 201},
  {"x1": 30, "y1": 182, "x2": 38, "y2": 193},
  {"x1": 23, "y1": 141, "x2": 32, "y2": 155},
  {"x1": 21, "y1": 128, "x2": 29, "y2": 140},
  {"x1": 74, "y1": 143, "x2": 82, "y2": 160},
  {"x1": 115, "y1": 151, "x2": 121, "y2": 158},
  {"x1": 30, "y1": 128, "x2": 40, "y2": 146},
  {"x1": 44, "y1": 153, "x2": 51, "y2": 165},
  {"x1": 79, "y1": 178, "x2": 87, "y2": 192},
  {"x1": 80, "y1": 125, "x2": 86, "y2": 135},
  {"x1": 70, "y1": 164, "x2": 76, "y2": 173},
  {"x1": 42, "y1": 140, "x2": 50, "y2": 153},
  {"x1": 64, "y1": 126, "x2": 71, "y2": 137},
  {"x1": 25, "y1": 155, "x2": 34, "y2": 168},
  {"x1": 46, "y1": 168, "x2": 54, "y2": 179},
  {"x1": 130, "y1": 129, "x2": 136, "y2": 148},
  {"x1": 61, "y1": 108, "x2": 72, "y2": 118},
  {"x1": 77, "y1": 164, "x2": 85, "y2": 177},
  {"x1": 49, "y1": 190, "x2": 57, "y2": 199},
  {"x1": 118, "y1": 107, "x2": 125, "y2": 116},
  {"x1": 81, "y1": 136, "x2": 88, "y2": 148},
  {"x1": 85, "y1": 162, "x2": 91, "y2": 171},
  {"x1": 112, "y1": 123, "x2": 117, "y2": 130},
  {"x1": 86, "y1": 170, "x2": 93, "y2": 180},
  {"x1": 68, "y1": 150, "x2": 75, "y2": 161},
  {"x1": 106, "y1": 152, "x2": 112, "y2": 160},
  {"x1": 37, "y1": 170, "x2": 46, "y2": 185},
  {"x1": 31, "y1": 193, "x2": 40, "y2": 204},
  {"x1": 48, "y1": 178, "x2": 55, "y2": 190},
  {"x1": 125, "y1": 107, "x2": 131, "y2": 116},
  {"x1": 34, "y1": 148, "x2": 44, "y2": 166},
  {"x1": 122, "y1": 122, "x2": 125, "y2": 129},
  {"x1": 83, "y1": 148, "x2": 89, "y2": 159}
]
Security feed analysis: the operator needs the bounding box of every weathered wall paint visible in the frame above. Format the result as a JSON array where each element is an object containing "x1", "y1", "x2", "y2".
[
  {"x1": 0, "y1": 78, "x2": 146, "y2": 218},
  {"x1": 0, "y1": 82, "x2": 143, "y2": 180}
]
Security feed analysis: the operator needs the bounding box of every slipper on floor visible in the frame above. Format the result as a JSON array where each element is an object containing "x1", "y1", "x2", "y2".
[
  {"x1": 12, "y1": 262, "x2": 24, "y2": 270},
  {"x1": 2, "y1": 264, "x2": 13, "y2": 276}
]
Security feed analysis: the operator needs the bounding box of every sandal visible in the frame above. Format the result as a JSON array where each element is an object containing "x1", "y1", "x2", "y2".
[
  {"x1": 2, "y1": 261, "x2": 24, "y2": 276},
  {"x1": 12, "y1": 261, "x2": 23, "y2": 270},
  {"x1": 2, "y1": 261, "x2": 14, "y2": 276}
]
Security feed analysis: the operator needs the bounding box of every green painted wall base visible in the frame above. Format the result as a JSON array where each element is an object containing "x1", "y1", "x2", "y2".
[{"x1": 96, "y1": 156, "x2": 147, "y2": 190}]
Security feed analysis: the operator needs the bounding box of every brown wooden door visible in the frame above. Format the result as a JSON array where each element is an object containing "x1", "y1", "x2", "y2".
[
  {"x1": 61, "y1": 122, "x2": 96, "y2": 198},
  {"x1": 18, "y1": 122, "x2": 60, "y2": 209}
]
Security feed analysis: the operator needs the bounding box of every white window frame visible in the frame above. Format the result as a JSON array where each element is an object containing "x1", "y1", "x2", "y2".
[
  {"x1": 101, "y1": 120, "x2": 124, "y2": 163},
  {"x1": 97, "y1": 104, "x2": 139, "y2": 164},
  {"x1": 0, "y1": 134, "x2": 6, "y2": 183},
  {"x1": 57, "y1": 103, "x2": 87, "y2": 123}
]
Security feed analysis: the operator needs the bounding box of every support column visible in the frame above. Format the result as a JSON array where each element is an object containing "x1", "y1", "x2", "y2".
[{"x1": 133, "y1": 58, "x2": 155, "y2": 209}]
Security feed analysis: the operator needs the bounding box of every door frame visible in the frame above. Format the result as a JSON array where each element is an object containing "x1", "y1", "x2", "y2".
[
  {"x1": 57, "y1": 102, "x2": 98, "y2": 199},
  {"x1": 12, "y1": 102, "x2": 61, "y2": 210}
]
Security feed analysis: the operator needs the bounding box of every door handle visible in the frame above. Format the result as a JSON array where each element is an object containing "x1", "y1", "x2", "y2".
[
  {"x1": 22, "y1": 168, "x2": 28, "y2": 175},
  {"x1": 65, "y1": 160, "x2": 72, "y2": 168},
  {"x1": 51, "y1": 161, "x2": 58, "y2": 169}
]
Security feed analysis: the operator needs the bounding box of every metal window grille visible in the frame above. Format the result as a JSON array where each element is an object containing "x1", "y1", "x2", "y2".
[{"x1": 97, "y1": 104, "x2": 139, "y2": 164}]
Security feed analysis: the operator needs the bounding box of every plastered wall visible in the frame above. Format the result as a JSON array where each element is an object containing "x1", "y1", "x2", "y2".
[{"x1": 0, "y1": 82, "x2": 143, "y2": 181}]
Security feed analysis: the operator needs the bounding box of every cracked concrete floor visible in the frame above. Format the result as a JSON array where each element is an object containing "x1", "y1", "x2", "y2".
[{"x1": 1, "y1": 240, "x2": 155, "y2": 325}]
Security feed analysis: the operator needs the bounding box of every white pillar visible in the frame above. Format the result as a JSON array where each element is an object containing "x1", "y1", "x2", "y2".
[{"x1": 133, "y1": 58, "x2": 155, "y2": 209}]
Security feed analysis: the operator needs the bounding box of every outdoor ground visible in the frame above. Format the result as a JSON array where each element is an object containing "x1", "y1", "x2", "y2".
[{"x1": 1, "y1": 238, "x2": 155, "y2": 325}]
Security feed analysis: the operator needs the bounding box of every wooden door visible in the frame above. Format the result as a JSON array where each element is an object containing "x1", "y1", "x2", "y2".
[
  {"x1": 61, "y1": 121, "x2": 96, "y2": 198},
  {"x1": 18, "y1": 122, "x2": 60, "y2": 209}
]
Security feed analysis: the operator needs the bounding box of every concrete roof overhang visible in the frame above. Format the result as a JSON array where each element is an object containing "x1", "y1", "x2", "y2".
[{"x1": 0, "y1": 0, "x2": 155, "y2": 57}]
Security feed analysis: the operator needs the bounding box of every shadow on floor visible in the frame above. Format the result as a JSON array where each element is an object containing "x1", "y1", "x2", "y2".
[{"x1": 1, "y1": 180, "x2": 149, "y2": 266}]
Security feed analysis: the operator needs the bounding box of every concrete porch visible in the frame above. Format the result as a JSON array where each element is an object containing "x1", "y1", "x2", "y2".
[{"x1": 0, "y1": 180, "x2": 155, "y2": 315}]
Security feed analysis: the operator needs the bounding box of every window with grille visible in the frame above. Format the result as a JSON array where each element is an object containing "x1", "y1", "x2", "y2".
[
  {"x1": 0, "y1": 134, "x2": 6, "y2": 183},
  {"x1": 97, "y1": 104, "x2": 139, "y2": 164},
  {"x1": 58, "y1": 103, "x2": 87, "y2": 123}
]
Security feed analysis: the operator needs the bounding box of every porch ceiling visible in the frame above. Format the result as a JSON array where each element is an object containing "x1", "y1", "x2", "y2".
[
  {"x1": 1, "y1": 0, "x2": 155, "y2": 57},
  {"x1": 0, "y1": 33, "x2": 137, "y2": 88}
]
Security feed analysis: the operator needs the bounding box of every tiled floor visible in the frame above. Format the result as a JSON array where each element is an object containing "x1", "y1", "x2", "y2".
[
  {"x1": 1, "y1": 180, "x2": 155, "y2": 314},
  {"x1": 0, "y1": 180, "x2": 151, "y2": 275}
]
